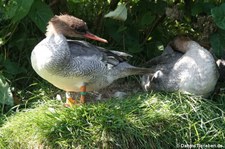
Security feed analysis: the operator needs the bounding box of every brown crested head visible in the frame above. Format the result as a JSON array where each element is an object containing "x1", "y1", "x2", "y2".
[
  {"x1": 46, "y1": 14, "x2": 108, "y2": 43},
  {"x1": 48, "y1": 15, "x2": 88, "y2": 37},
  {"x1": 170, "y1": 36, "x2": 191, "y2": 53}
]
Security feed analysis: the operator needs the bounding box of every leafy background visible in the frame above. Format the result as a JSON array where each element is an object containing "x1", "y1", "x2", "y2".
[{"x1": 1, "y1": 0, "x2": 225, "y2": 111}]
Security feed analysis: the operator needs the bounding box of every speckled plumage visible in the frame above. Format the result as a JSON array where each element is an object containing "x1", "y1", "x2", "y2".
[{"x1": 31, "y1": 19, "x2": 151, "y2": 93}]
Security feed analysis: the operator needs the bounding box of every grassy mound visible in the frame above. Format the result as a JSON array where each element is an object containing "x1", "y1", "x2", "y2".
[{"x1": 0, "y1": 92, "x2": 224, "y2": 148}]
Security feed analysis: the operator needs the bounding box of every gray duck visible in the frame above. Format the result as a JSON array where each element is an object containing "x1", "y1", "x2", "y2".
[
  {"x1": 141, "y1": 36, "x2": 219, "y2": 97},
  {"x1": 31, "y1": 14, "x2": 152, "y2": 106}
]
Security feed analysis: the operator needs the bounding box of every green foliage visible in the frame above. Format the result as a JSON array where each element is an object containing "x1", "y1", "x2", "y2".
[
  {"x1": 0, "y1": 73, "x2": 14, "y2": 116},
  {"x1": 4, "y1": 0, "x2": 34, "y2": 22},
  {"x1": 28, "y1": 0, "x2": 54, "y2": 33},
  {"x1": 210, "y1": 30, "x2": 225, "y2": 57},
  {"x1": 0, "y1": 74, "x2": 13, "y2": 108},
  {"x1": 211, "y1": 3, "x2": 225, "y2": 30},
  {"x1": 102, "y1": 1, "x2": 225, "y2": 60},
  {"x1": 211, "y1": 3, "x2": 225, "y2": 57},
  {"x1": 104, "y1": 0, "x2": 168, "y2": 60},
  {"x1": 0, "y1": 54, "x2": 26, "y2": 79},
  {"x1": 104, "y1": 3, "x2": 127, "y2": 21},
  {"x1": 0, "y1": 92, "x2": 224, "y2": 148},
  {"x1": 0, "y1": 0, "x2": 54, "y2": 111},
  {"x1": 191, "y1": 1, "x2": 215, "y2": 16}
]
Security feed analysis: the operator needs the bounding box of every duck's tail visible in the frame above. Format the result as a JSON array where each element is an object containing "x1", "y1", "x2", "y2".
[
  {"x1": 112, "y1": 62, "x2": 154, "y2": 79},
  {"x1": 126, "y1": 67, "x2": 154, "y2": 75}
]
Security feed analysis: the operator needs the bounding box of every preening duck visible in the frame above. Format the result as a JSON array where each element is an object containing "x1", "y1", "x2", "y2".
[
  {"x1": 31, "y1": 14, "x2": 152, "y2": 106},
  {"x1": 141, "y1": 36, "x2": 219, "y2": 97}
]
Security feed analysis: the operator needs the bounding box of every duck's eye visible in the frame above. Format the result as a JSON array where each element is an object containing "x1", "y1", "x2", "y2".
[
  {"x1": 75, "y1": 27, "x2": 87, "y2": 33},
  {"x1": 70, "y1": 24, "x2": 76, "y2": 29}
]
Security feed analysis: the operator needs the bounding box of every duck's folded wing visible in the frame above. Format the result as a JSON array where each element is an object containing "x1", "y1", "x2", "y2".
[{"x1": 67, "y1": 40, "x2": 132, "y2": 66}]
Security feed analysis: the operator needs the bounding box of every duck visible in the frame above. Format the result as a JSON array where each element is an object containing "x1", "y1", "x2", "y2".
[
  {"x1": 31, "y1": 14, "x2": 152, "y2": 106},
  {"x1": 141, "y1": 36, "x2": 219, "y2": 97}
]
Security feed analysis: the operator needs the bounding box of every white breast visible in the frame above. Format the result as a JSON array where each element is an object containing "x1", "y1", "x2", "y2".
[{"x1": 31, "y1": 45, "x2": 53, "y2": 72}]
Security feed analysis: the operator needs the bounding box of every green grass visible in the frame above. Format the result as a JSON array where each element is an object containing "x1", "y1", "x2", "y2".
[{"x1": 0, "y1": 92, "x2": 224, "y2": 149}]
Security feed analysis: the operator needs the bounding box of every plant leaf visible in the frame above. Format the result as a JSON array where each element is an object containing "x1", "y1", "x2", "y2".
[
  {"x1": 28, "y1": 0, "x2": 54, "y2": 33},
  {"x1": 126, "y1": 36, "x2": 142, "y2": 53},
  {"x1": 210, "y1": 31, "x2": 225, "y2": 58},
  {"x1": 5, "y1": 0, "x2": 34, "y2": 22},
  {"x1": 140, "y1": 12, "x2": 155, "y2": 27},
  {"x1": 104, "y1": 4, "x2": 127, "y2": 21},
  {"x1": 192, "y1": 2, "x2": 215, "y2": 16},
  {"x1": 211, "y1": 3, "x2": 225, "y2": 30},
  {"x1": 3, "y1": 60, "x2": 26, "y2": 75},
  {"x1": 0, "y1": 74, "x2": 13, "y2": 106}
]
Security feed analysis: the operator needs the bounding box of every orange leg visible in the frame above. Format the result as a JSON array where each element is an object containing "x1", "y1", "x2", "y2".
[
  {"x1": 80, "y1": 85, "x2": 86, "y2": 103},
  {"x1": 64, "y1": 84, "x2": 86, "y2": 107},
  {"x1": 65, "y1": 92, "x2": 77, "y2": 107}
]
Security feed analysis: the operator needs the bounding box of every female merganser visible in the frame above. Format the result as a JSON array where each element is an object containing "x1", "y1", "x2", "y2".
[
  {"x1": 141, "y1": 36, "x2": 219, "y2": 97},
  {"x1": 31, "y1": 14, "x2": 152, "y2": 106}
]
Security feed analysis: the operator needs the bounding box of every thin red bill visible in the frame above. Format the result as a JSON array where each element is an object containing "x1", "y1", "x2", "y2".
[{"x1": 83, "y1": 32, "x2": 108, "y2": 43}]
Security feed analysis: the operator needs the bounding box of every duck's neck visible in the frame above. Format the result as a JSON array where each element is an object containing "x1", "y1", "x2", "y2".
[
  {"x1": 186, "y1": 41, "x2": 203, "y2": 52},
  {"x1": 45, "y1": 22, "x2": 69, "y2": 53},
  {"x1": 41, "y1": 24, "x2": 71, "y2": 73},
  {"x1": 45, "y1": 22, "x2": 61, "y2": 37},
  {"x1": 175, "y1": 40, "x2": 202, "y2": 53}
]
